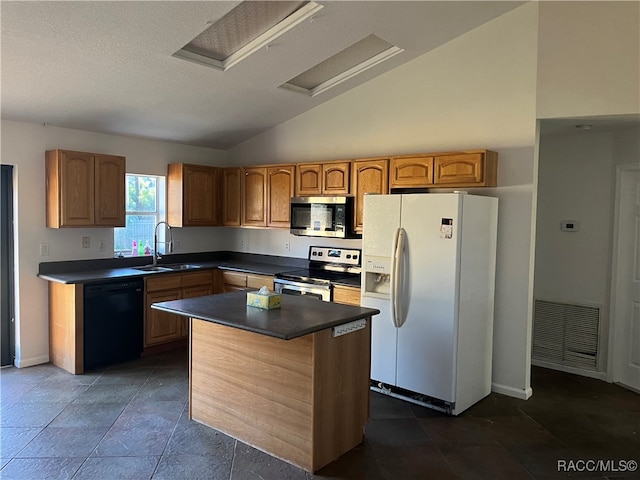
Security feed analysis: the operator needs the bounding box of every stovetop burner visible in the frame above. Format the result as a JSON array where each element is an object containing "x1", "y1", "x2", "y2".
[{"x1": 275, "y1": 246, "x2": 362, "y2": 287}]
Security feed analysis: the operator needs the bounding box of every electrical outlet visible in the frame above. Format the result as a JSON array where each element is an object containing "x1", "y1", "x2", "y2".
[
  {"x1": 174, "y1": 239, "x2": 182, "y2": 250},
  {"x1": 98, "y1": 240, "x2": 105, "y2": 252},
  {"x1": 40, "y1": 243, "x2": 49, "y2": 257},
  {"x1": 284, "y1": 241, "x2": 290, "y2": 251},
  {"x1": 240, "y1": 239, "x2": 245, "y2": 250},
  {"x1": 82, "y1": 236, "x2": 90, "y2": 248}
]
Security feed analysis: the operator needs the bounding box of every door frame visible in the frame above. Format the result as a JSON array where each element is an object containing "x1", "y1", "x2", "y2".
[
  {"x1": 607, "y1": 162, "x2": 640, "y2": 389},
  {"x1": 1, "y1": 165, "x2": 16, "y2": 367}
]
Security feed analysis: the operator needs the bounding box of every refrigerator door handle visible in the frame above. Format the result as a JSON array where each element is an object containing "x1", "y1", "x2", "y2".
[
  {"x1": 394, "y1": 228, "x2": 406, "y2": 327},
  {"x1": 390, "y1": 227, "x2": 401, "y2": 328}
]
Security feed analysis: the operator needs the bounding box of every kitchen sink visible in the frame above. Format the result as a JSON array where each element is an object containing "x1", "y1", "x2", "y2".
[
  {"x1": 165, "y1": 264, "x2": 201, "y2": 270},
  {"x1": 133, "y1": 265, "x2": 173, "y2": 272}
]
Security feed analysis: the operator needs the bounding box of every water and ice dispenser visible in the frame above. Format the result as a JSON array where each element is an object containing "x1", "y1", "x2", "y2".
[{"x1": 363, "y1": 256, "x2": 392, "y2": 298}]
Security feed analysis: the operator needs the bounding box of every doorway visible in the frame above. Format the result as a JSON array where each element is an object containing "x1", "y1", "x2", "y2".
[
  {"x1": 609, "y1": 162, "x2": 640, "y2": 391},
  {"x1": 1, "y1": 165, "x2": 15, "y2": 366}
]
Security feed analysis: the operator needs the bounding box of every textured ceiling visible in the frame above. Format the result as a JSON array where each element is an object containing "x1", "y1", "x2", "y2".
[{"x1": 1, "y1": 1, "x2": 524, "y2": 150}]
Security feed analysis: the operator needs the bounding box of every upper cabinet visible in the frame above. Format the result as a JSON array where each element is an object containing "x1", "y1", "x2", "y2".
[
  {"x1": 46, "y1": 149, "x2": 125, "y2": 228},
  {"x1": 222, "y1": 167, "x2": 242, "y2": 226},
  {"x1": 390, "y1": 150, "x2": 497, "y2": 188},
  {"x1": 351, "y1": 158, "x2": 389, "y2": 233},
  {"x1": 242, "y1": 165, "x2": 295, "y2": 228},
  {"x1": 434, "y1": 151, "x2": 497, "y2": 187},
  {"x1": 242, "y1": 167, "x2": 268, "y2": 227},
  {"x1": 295, "y1": 161, "x2": 351, "y2": 196},
  {"x1": 167, "y1": 163, "x2": 220, "y2": 227},
  {"x1": 389, "y1": 154, "x2": 434, "y2": 188},
  {"x1": 267, "y1": 165, "x2": 295, "y2": 228}
]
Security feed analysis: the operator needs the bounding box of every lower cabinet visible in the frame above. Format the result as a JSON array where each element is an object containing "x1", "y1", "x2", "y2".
[
  {"x1": 221, "y1": 270, "x2": 274, "y2": 293},
  {"x1": 333, "y1": 285, "x2": 361, "y2": 306},
  {"x1": 144, "y1": 271, "x2": 213, "y2": 348}
]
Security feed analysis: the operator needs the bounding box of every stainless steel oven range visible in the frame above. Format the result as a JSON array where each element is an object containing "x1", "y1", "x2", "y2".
[{"x1": 274, "y1": 246, "x2": 361, "y2": 302}]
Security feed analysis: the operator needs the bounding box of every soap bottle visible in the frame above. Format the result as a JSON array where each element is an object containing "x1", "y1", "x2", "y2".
[
  {"x1": 131, "y1": 240, "x2": 138, "y2": 256},
  {"x1": 138, "y1": 240, "x2": 144, "y2": 256},
  {"x1": 144, "y1": 240, "x2": 151, "y2": 256}
]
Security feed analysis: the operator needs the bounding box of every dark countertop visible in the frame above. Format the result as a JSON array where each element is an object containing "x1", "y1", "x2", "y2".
[
  {"x1": 151, "y1": 291, "x2": 379, "y2": 340},
  {"x1": 37, "y1": 252, "x2": 309, "y2": 284}
]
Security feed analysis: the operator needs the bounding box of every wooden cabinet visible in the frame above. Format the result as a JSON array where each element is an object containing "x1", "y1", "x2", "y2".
[
  {"x1": 434, "y1": 151, "x2": 498, "y2": 187},
  {"x1": 390, "y1": 155, "x2": 434, "y2": 188},
  {"x1": 351, "y1": 158, "x2": 389, "y2": 233},
  {"x1": 267, "y1": 165, "x2": 295, "y2": 228},
  {"x1": 46, "y1": 149, "x2": 125, "y2": 228},
  {"x1": 296, "y1": 163, "x2": 322, "y2": 196},
  {"x1": 222, "y1": 167, "x2": 242, "y2": 226},
  {"x1": 221, "y1": 270, "x2": 274, "y2": 293},
  {"x1": 389, "y1": 150, "x2": 498, "y2": 188},
  {"x1": 242, "y1": 167, "x2": 267, "y2": 227},
  {"x1": 242, "y1": 165, "x2": 295, "y2": 228},
  {"x1": 168, "y1": 163, "x2": 220, "y2": 227},
  {"x1": 333, "y1": 285, "x2": 361, "y2": 306},
  {"x1": 144, "y1": 270, "x2": 214, "y2": 348},
  {"x1": 295, "y1": 161, "x2": 350, "y2": 196}
]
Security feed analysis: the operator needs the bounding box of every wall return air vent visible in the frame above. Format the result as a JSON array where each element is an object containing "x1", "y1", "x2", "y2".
[
  {"x1": 280, "y1": 34, "x2": 404, "y2": 97},
  {"x1": 174, "y1": 1, "x2": 323, "y2": 71}
]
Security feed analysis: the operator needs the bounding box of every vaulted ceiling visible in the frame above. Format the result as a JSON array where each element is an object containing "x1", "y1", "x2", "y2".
[{"x1": 1, "y1": 1, "x2": 524, "y2": 149}]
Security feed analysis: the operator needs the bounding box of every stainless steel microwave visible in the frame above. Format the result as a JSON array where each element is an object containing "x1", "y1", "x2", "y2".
[{"x1": 290, "y1": 196, "x2": 358, "y2": 238}]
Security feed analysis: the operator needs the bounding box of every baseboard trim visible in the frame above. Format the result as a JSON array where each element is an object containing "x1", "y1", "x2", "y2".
[
  {"x1": 532, "y1": 359, "x2": 607, "y2": 381},
  {"x1": 14, "y1": 355, "x2": 50, "y2": 368},
  {"x1": 491, "y1": 382, "x2": 533, "y2": 400}
]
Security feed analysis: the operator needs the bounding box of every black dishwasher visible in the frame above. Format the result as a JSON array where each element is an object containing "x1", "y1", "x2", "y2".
[{"x1": 84, "y1": 279, "x2": 144, "y2": 371}]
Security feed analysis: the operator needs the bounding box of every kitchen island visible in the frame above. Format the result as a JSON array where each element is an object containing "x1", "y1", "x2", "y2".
[{"x1": 151, "y1": 291, "x2": 379, "y2": 473}]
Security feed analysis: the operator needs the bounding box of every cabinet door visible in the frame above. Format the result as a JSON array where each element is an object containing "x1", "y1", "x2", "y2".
[
  {"x1": 322, "y1": 161, "x2": 350, "y2": 194},
  {"x1": 242, "y1": 167, "x2": 267, "y2": 226},
  {"x1": 94, "y1": 154, "x2": 126, "y2": 226},
  {"x1": 222, "y1": 167, "x2": 241, "y2": 226},
  {"x1": 267, "y1": 165, "x2": 295, "y2": 228},
  {"x1": 333, "y1": 285, "x2": 361, "y2": 306},
  {"x1": 389, "y1": 156, "x2": 433, "y2": 188},
  {"x1": 296, "y1": 164, "x2": 322, "y2": 196},
  {"x1": 434, "y1": 153, "x2": 483, "y2": 185},
  {"x1": 145, "y1": 290, "x2": 182, "y2": 347},
  {"x1": 183, "y1": 165, "x2": 218, "y2": 226},
  {"x1": 222, "y1": 271, "x2": 247, "y2": 288},
  {"x1": 351, "y1": 158, "x2": 389, "y2": 233},
  {"x1": 58, "y1": 150, "x2": 95, "y2": 227}
]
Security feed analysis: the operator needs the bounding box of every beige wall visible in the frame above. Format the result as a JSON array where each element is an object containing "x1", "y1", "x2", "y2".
[
  {"x1": 537, "y1": 1, "x2": 640, "y2": 119},
  {"x1": 230, "y1": 4, "x2": 540, "y2": 398},
  {"x1": 1, "y1": 120, "x2": 230, "y2": 367}
]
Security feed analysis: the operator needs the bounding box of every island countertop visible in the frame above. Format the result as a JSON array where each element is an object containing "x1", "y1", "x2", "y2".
[{"x1": 151, "y1": 291, "x2": 379, "y2": 340}]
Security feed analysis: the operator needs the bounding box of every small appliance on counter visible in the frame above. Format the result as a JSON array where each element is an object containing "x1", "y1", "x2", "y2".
[{"x1": 274, "y1": 246, "x2": 361, "y2": 302}]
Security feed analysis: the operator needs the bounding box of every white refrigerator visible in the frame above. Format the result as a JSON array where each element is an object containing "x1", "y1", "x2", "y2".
[{"x1": 361, "y1": 193, "x2": 498, "y2": 415}]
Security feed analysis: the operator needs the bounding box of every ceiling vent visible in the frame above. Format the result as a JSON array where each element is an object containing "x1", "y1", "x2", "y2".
[
  {"x1": 174, "y1": 1, "x2": 323, "y2": 71},
  {"x1": 280, "y1": 34, "x2": 404, "y2": 97}
]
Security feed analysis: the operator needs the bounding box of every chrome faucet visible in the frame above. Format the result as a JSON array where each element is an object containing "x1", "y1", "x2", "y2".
[{"x1": 153, "y1": 221, "x2": 173, "y2": 266}]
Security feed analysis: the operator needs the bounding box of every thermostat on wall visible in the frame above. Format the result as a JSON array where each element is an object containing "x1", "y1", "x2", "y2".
[{"x1": 561, "y1": 220, "x2": 580, "y2": 232}]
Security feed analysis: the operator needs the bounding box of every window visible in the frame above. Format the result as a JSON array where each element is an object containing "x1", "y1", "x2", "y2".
[{"x1": 114, "y1": 174, "x2": 166, "y2": 257}]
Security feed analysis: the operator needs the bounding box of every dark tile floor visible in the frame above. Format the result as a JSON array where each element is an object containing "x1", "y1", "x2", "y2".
[{"x1": 1, "y1": 350, "x2": 639, "y2": 479}]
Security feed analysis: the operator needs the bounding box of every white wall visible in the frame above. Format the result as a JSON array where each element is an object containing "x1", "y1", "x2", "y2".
[
  {"x1": 537, "y1": 1, "x2": 640, "y2": 119},
  {"x1": 535, "y1": 131, "x2": 615, "y2": 306},
  {"x1": 230, "y1": 4, "x2": 540, "y2": 398},
  {"x1": 1, "y1": 120, "x2": 230, "y2": 367}
]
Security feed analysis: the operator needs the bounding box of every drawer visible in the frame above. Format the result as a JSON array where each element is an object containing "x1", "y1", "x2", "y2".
[
  {"x1": 182, "y1": 270, "x2": 213, "y2": 288},
  {"x1": 333, "y1": 286, "x2": 361, "y2": 306},
  {"x1": 247, "y1": 274, "x2": 273, "y2": 290},
  {"x1": 145, "y1": 273, "x2": 182, "y2": 292},
  {"x1": 222, "y1": 271, "x2": 247, "y2": 287}
]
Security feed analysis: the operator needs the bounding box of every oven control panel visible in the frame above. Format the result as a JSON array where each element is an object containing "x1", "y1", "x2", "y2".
[{"x1": 309, "y1": 246, "x2": 361, "y2": 267}]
